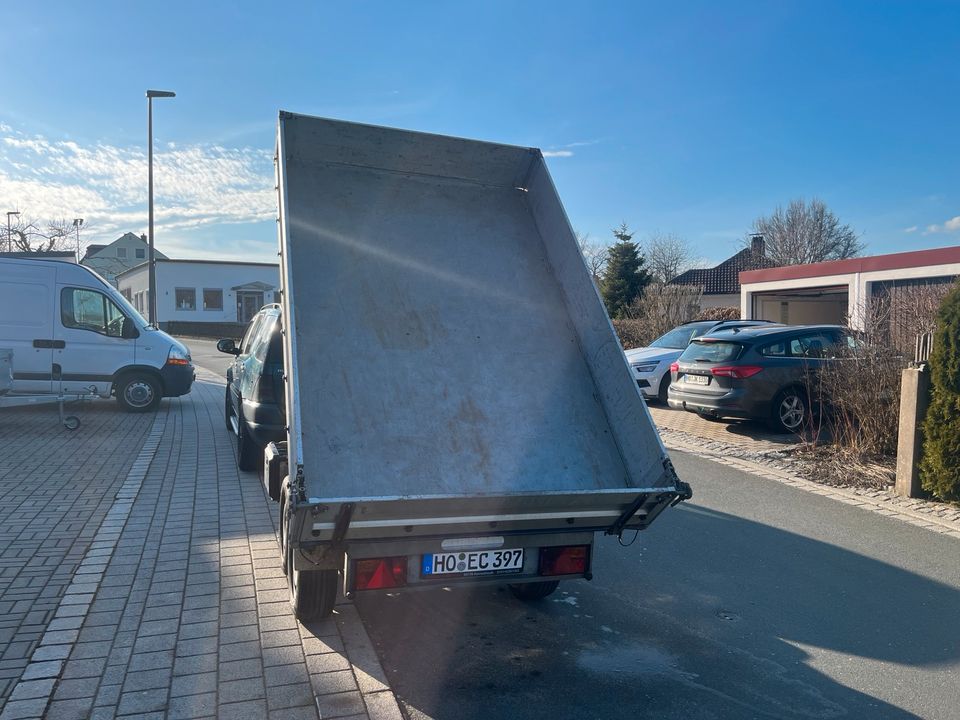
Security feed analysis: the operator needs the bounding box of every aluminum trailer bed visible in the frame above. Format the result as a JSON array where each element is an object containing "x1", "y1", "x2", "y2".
[{"x1": 272, "y1": 112, "x2": 691, "y2": 619}]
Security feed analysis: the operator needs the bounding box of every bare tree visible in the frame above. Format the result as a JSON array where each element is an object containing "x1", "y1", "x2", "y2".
[
  {"x1": 645, "y1": 232, "x2": 695, "y2": 282},
  {"x1": 611, "y1": 283, "x2": 703, "y2": 349},
  {"x1": 748, "y1": 198, "x2": 863, "y2": 266},
  {"x1": 4, "y1": 214, "x2": 89, "y2": 256},
  {"x1": 576, "y1": 231, "x2": 608, "y2": 284}
]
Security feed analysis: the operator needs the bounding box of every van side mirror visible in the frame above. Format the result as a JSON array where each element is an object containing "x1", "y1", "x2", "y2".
[
  {"x1": 121, "y1": 317, "x2": 140, "y2": 339},
  {"x1": 217, "y1": 338, "x2": 240, "y2": 356}
]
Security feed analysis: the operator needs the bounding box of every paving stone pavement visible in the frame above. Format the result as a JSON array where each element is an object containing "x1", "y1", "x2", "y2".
[
  {"x1": 0, "y1": 399, "x2": 155, "y2": 704},
  {"x1": 0, "y1": 371, "x2": 401, "y2": 720}
]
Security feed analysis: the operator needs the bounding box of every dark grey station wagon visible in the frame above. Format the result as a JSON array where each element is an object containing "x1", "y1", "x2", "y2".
[{"x1": 667, "y1": 324, "x2": 854, "y2": 432}]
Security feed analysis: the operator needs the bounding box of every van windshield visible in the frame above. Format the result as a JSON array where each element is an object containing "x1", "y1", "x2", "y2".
[{"x1": 107, "y1": 287, "x2": 148, "y2": 328}]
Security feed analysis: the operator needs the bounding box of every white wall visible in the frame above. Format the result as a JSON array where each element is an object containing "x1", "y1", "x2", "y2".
[
  {"x1": 117, "y1": 261, "x2": 280, "y2": 324},
  {"x1": 755, "y1": 297, "x2": 847, "y2": 325}
]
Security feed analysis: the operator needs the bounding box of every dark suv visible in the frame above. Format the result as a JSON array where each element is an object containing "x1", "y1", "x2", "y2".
[
  {"x1": 667, "y1": 324, "x2": 852, "y2": 432},
  {"x1": 218, "y1": 305, "x2": 286, "y2": 470}
]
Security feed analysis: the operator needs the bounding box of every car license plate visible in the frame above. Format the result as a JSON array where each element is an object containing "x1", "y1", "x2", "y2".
[
  {"x1": 422, "y1": 549, "x2": 524, "y2": 577},
  {"x1": 686, "y1": 374, "x2": 709, "y2": 385}
]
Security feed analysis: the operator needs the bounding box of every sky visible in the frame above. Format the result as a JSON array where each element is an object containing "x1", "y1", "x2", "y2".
[{"x1": 1, "y1": 0, "x2": 958, "y2": 265}]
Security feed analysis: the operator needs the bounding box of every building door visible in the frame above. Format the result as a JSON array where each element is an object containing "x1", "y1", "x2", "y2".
[{"x1": 237, "y1": 292, "x2": 264, "y2": 324}]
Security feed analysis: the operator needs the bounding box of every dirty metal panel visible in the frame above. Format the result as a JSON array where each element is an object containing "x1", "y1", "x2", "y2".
[{"x1": 279, "y1": 114, "x2": 676, "y2": 501}]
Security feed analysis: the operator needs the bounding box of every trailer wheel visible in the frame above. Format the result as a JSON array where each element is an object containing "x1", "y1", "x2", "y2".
[
  {"x1": 287, "y1": 542, "x2": 337, "y2": 621},
  {"x1": 279, "y1": 489, "x2": 288, "y2": 576},
  {"x1": 508, "y1": 580, "x2": 560, "y2": 601}
]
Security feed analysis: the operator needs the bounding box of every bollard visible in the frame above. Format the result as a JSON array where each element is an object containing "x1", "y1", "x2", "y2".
[{"x1": 895, "y1": 366, "x2": 931, "y2": 498}]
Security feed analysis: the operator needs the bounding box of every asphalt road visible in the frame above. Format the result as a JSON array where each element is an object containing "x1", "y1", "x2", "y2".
[
  {"x1": 184, "y1": 341, "x2": 960, "y2": 719},
  {"x1": 354, "y1": 452, "x2": 960, "y2": 720},
  {"x1": 178, "y1": 336, "x2": 233, "y2": 379}
]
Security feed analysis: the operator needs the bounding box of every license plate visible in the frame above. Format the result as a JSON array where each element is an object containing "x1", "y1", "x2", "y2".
[
  {"x1": 422, "y1": 549, "x2": 524, "y2": 577},
  {"x1": 685, "y1": 374, "x2": 709, "y2": 385}
]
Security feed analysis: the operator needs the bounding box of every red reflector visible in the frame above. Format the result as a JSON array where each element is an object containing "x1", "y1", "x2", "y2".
[
  {"x1": 669, "y1": 362, "x2": 679, "y2": 374},
  {"x1": 711, "y1": 365, "x2": 763, "y2": 379},
  {"x1": 354, "y1": 557, "x2": 407, "y2": 591},
  {"x1": 539, "y1": 545, "x2": 589, "y2": 577}
]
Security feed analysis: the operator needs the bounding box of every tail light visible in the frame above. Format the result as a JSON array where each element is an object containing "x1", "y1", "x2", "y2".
[
  {"x1": 252, "y1": 369, "x2": 283, "y2": 403},
  {"x1": 539, "y1": 545, "x2": 589, "y2": 576},
  {"x1": 711, "y1": 365, "x2": 763, "y2": 379},
  {"x1": 354, "y1": 557, "x2": 407, "y2": 591},
  {"x1": 251, "y1": 375, "x2": 274, "y2": 403},
  {"x1": 669, "y1": 362, "x2": 679, "y2": 374}
]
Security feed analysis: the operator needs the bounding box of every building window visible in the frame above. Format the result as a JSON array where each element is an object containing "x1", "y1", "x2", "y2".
[
  {"x1": 175, "y1": 288, "x2": 196, "y2": 311},
  {"x1": 136, "y1": 248, "x2": 145, "y2": 259},
  {"x1": 120, "y1": 288, "x2": 132, "y2": 301},
  {"x1": 203, "y1": 288, "x2": 223, "y2": 311},
  {"x1": 117, "y1": 247, "x2": 127, "y2": 258}
]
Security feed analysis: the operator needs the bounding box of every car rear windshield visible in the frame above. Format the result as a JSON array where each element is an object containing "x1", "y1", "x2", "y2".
[{"x1": 679, "y1": 339, "x2": 743, "y2": 363}]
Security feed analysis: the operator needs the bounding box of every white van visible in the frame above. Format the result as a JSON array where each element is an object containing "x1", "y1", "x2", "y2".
[{"x1": 0, "y1": 257, "x2": 194, "y2": 412}]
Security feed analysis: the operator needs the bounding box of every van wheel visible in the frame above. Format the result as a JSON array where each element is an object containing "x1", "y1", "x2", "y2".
[
  {"x1": 771, "y1": 388, "x2": 807, "y2": 433},
  {"x1": 508, "y1": 580, "x2": 560, "y2": 601},
  {"x1": 287, "y1": 541, "x2": 338, "y2": 621},
  {"x1": 115, "y1": 374, "x2": 160, "y2": 413},
  {"x1": 236, "y1": 408, "x2": 261, "y2": 472}
]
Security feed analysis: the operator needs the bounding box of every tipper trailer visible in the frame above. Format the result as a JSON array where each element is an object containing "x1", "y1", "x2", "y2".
[{"x1": 266, "y1": 113, "x2": 691, "y2": 619}]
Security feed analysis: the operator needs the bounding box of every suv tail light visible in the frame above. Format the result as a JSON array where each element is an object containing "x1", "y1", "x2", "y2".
[
  {"x1": 669, "y1": 362, "x2": 679, "y2": 374},
  {"x1": 251, "y1": 375, "x2": 275, "y2": 403},
  {"x1": 711, "y1": 365, "x2": 763, "y2": 379}
]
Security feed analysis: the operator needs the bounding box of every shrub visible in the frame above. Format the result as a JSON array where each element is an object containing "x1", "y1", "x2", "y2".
[
  {"x1": 695, "y1": 306, "x2": 740, "y2": 321},
  {"x1": 919, "y1": 283, "x2": 960, "y2": 501}
]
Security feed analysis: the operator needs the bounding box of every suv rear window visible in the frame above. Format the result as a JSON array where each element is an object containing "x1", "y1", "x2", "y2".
[{"x1": 680, "y1": 339, "x2": 743, "y2": 363}]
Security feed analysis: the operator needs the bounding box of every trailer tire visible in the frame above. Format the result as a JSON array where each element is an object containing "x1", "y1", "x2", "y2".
[
  {"x1": 279, "y1": 489, "x2": 289, "y2": 576},
  {"x1": 287, "y1": 542, "x2": 337, "y2": 621},
  {"x1": 508, "y1": 580, "x2": 560, "y2": 601}
]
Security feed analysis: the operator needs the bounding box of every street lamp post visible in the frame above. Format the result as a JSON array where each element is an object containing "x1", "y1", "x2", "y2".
[
  {"x1": 146, "y1": 89, "x2": 175, "y2": 327},
  {"x1": 73, "y1": 218, "x2": 84, "y2": 262},
  {"x1": 6, "y1": 211, "x2": 20, "y2": 252}
]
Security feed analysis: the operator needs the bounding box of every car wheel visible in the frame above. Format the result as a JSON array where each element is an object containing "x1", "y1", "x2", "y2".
[
  {"x1": 657, "y1": 374, "x2": 671, "y2": 404},
  {"x1": 236, "y1": 407, "x2": 261, "y2": 472},
  {"x1": 115, "y1": 373, "x2": 160, "y2": 413},
  {"x1": 224, "y1": 385, "x2": 234, "y2": 433},
  {"x1": 771, "y1": 388, "x2": 807, "y2": 433},
  {"x1": 508, "y1": 580, "x2": 560, "y2": 601}
]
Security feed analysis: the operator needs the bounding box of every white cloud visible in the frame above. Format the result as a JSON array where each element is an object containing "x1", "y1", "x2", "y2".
[
  {"x1": 0, "y1": 124, "x2": 273, "y2": 246},
  {"x1": 543, "y1": 150, "x2": 574, "y2": 158},
  {"x1": 904, "y1": 225, "x2": 918, "y2": 233},
  {"x1": 923, "y1": 215, "x2": 960, "y2": 234}
]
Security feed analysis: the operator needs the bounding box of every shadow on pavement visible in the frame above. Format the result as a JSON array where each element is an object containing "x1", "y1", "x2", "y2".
[{"x1": 356, "y1": 504, "x2": 959, "y2": 720}]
